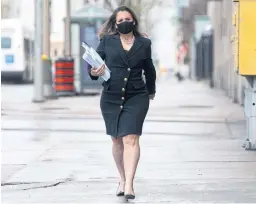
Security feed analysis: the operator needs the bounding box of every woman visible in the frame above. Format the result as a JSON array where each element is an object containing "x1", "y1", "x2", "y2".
[{"x1": 88, "y1": 5, "x2": 156, "y2": 200}]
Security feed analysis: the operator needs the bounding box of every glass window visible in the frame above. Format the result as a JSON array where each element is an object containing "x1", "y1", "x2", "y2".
[{"x1": 1, "y1": 37, "x2": 12, "y2": 49}]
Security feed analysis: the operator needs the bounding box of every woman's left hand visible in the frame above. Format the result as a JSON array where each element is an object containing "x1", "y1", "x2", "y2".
[{"x1": 149, "y1": 94, "x2": 155, "y2": 100}]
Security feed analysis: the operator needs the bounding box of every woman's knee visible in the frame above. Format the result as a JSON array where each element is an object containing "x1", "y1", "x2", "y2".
[
  {"x1": 112, "y1": 137, "x2": 123, "y2": 147},
  {"x1": 123, "y1": 134, "x2": 139, "y2": 147}
]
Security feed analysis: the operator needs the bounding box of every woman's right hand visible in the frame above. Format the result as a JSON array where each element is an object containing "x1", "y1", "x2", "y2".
[
  {"x1": 90, "y1": 64, "x2": 105, "y2": 76},
  {"x1": 149, "y1": 94, "x2": 155, "y2": 100}
]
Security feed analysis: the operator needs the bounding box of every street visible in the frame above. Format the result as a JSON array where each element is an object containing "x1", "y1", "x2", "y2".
[
  {"x1": 1, "y1": 0, "x2": 256, "y2": 203},
  {"x1": 1, "y1": 79, "x2": 256, "y2": 204}
]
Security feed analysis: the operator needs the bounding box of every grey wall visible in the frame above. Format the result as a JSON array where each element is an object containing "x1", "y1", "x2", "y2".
[{"x1": 208, "y1": 0, "x2": 246, "y2": 105}]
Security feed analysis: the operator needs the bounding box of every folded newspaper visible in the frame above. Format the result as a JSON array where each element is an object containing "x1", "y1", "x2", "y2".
[{"x1": 81, "y1": 42, "x2": 111, "y2": 81}]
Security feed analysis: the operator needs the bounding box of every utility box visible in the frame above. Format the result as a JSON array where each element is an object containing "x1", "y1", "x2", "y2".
[
  {"x1": 233, "y1": 0, "x2": 256, "y2": 150},
  {"x1": 233, "y1": 0, "x2": 256, "y2": 75}
]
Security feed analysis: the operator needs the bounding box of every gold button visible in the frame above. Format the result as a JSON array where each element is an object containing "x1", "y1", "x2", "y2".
[
  {"x1": 124, "y1": 78, "x2": 128, "y2": 81},
  {"x1": 122, "y1": 88, "x2": 125, "y2": 92},
  {"x1": 121, "y1": 97, "x2": 124, "y2": 100},
  {"x1": 120, "y1": 105, "x2": 123, "y2": 109}
]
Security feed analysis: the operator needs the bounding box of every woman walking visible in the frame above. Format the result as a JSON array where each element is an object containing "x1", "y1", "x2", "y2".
[{"x1": 88, "y1": 5, "x2": 156, "y2": 200}]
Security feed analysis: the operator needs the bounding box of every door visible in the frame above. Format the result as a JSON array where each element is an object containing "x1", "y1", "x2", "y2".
[{"x1": 80, "y1": 24, "x2": 103, "y2": 93}]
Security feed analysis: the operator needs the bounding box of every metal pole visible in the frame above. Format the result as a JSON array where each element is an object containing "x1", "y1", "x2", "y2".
[
  {"x1": 65, "y1": 0, "x2": 71, "y2": 57},
  {"x1": 42, "y1": 0, "x2": 57, "y2": 99},
  {"x1": 43, "y1": 0, "x2": 50, "y2": 56},
  {"x1": 33, "y1": 0, "x2": 44, "y2": 103},
  {"x1": 243, "y1": 76, "x2": 256, "y2": 150}
]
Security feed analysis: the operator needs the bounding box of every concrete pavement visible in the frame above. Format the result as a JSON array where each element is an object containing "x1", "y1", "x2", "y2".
[{"x1": 1, "y1": 78, "x2": 256, "y2": 203}]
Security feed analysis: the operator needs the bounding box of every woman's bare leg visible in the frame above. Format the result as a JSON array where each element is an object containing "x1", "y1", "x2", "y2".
[
  {"x1": 111, "y1": 137, "x2": 126, "y2": 193},
  {"x1": 123, "y1": 134, "x2": 140, "y2": 195}
]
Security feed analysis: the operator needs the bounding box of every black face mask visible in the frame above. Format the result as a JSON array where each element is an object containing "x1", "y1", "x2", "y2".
[{"x1": 116, "y1": 21, "x2": 134, "y2": 34}]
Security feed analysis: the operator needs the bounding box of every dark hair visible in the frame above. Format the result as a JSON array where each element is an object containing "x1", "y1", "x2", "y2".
[{"x1": 99, "y1": 5, "x2": 142, "y2": 39}]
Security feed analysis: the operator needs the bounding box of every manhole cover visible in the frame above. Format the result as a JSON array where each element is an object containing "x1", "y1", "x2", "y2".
[
  {"x1": 41, "y1": 107, "x2": 69, "y2": 111},
  {"x1": 178, "y1": 105, "x2": 213, "y2": 109}
]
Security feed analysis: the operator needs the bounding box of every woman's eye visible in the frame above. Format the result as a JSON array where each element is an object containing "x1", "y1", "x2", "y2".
[{"x1": 117, "y1": 18, "x2": 131, "y2": 23}]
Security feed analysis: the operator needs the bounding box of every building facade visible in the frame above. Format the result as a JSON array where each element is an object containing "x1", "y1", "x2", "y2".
[
  {"x1": 179, "y1": 0, "x2": 246, "y2": 105},
  {"x1": 208, "y1": 0, "x2": 245, "y2": 105}
]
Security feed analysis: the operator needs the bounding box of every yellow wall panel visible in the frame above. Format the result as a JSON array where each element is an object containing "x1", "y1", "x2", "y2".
[
  {"x1": 238, "y1": 0, "x2": 256, "y2": 75},
  {"x1": 233, "y1": 2, "x2": 239, "y2": 71}
]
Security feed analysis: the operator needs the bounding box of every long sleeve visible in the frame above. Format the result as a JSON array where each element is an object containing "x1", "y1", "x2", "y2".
[
  {"x1": 143, "y1": 41, "x2": 156, "y2": 95},
  {"x1": 88, "y1": 36, "x2": 106, "y2": 80}
]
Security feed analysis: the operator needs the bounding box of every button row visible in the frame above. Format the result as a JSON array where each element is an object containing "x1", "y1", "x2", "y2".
[{"x1": 120, "y1": 68, "x2": 130, "y2": 109}]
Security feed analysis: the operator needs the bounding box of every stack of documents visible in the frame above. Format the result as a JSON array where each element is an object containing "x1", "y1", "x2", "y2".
[{"x1": 81, "y1": 42, "x2": 111, "y2": 81}]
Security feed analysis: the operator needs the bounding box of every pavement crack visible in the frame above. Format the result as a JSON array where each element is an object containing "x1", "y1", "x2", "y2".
[
  {"x1": 21, "y1": 178, "x2": 73, "y2": 191},
  {"x1": 2, "y1": 112, "x2": 246, "y2": 124},
  {"x1": 2, "y1": 178, "x2": 73, "y2": 191},
  {"x1": 1, "y1": 182, "x2": 39, "y2": 186},
  {"x1": 22, "y1": 181, "x2": 64, "y2": 191}
]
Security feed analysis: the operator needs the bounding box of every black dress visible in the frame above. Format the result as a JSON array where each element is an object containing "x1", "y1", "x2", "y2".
[{"x1": 88, "y1": 34, "x2": 156, "y2": 138}]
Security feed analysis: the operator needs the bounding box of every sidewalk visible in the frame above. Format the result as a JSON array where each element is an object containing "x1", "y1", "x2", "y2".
[
  {"x1": 2, "y1": 78, "x2": 256, "y2": 204},
  {"x1": 2, "y1": 79, "x2": 245, "y2": 121}
]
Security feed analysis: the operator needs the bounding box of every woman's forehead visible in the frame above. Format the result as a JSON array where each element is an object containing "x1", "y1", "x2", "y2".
[{"x1": 116, "y1": 11, "x2": 133, "y2": 20}]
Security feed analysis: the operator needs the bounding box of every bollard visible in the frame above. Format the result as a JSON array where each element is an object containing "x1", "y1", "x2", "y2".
[
  {"x1": 42, "y1": 54, "x2": 58, "y2": 99},
  {"x1": 54, "y1": 57, "x2": 75, "y2": 96}
]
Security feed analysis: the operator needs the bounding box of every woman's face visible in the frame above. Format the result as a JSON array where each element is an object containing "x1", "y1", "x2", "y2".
[{"x1": 116, "y1": 11, "x2": 133, "y2": 25}]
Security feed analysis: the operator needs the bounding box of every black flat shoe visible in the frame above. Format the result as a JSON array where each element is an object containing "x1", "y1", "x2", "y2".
[
  {"x1": 116, "y1": 183, "x2": 124, "y2": 196},
  {"x1": 125, "y1": 194, "x2": 135, "y2": 200}
]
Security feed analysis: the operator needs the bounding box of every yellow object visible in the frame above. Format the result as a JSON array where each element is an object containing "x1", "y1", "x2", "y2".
[
  {"x1": 160, "y1": 65, "x2": 167, "y2": 73},
  {"x1": 232, "y1": 0, "x2": 256, "y2": 75},
  {"x1": 41, "y1": 54, "x2": 49, "y2": 60}
]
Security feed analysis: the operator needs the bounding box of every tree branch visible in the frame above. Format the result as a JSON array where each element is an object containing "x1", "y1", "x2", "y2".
[
  {"x1": 119, "y1": 0, "x2": 126, "y2": 6},
  {"x1": 103, "y1": 0, "x2": 117, "y2": 11}
]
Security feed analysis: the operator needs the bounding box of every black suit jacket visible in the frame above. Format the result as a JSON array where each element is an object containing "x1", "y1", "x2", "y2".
[{"x1": 88, "y1": 34, "x2": 156, "y2": 95}]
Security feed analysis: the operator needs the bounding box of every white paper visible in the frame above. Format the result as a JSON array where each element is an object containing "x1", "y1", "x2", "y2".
[{"x1": 81, "y1": 42, "x2": 111, "y2": 81}]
